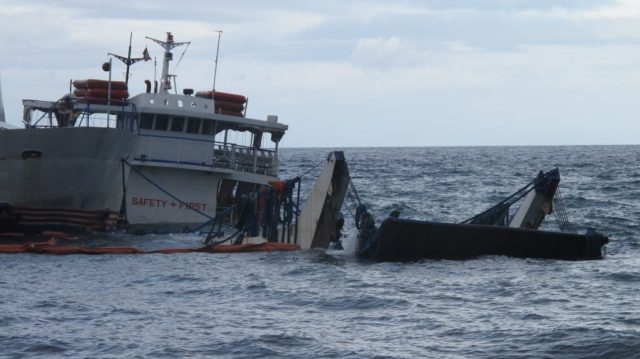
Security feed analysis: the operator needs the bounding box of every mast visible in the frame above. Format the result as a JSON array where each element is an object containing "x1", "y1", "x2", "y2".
[
  {"x1": 145, "y1": 32, "x2": 190, "y2": 94},
  {"x1": 108, "y1": 32, "x2": 148, "y2": 87},
  {"x1": 212, "y1": 30, "x2": 223, "y2": 93},
  {"x1": 0, "y1": 74, "x2": 5, "y2": 123}
]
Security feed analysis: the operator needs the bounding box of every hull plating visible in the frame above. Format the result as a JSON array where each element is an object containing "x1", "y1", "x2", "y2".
[{"x1": 0, "y1": 127, "x2": 137, "y2": 230}]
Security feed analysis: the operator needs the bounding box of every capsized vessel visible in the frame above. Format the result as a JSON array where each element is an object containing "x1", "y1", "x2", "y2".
[{"x1": 354, "y1": 169, "x2": 609, "y2": 260}]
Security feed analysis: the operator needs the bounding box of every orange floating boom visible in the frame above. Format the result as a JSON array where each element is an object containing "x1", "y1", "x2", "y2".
[{"x1": 0, "y1": 242, "x2": 300, "y2": 255}]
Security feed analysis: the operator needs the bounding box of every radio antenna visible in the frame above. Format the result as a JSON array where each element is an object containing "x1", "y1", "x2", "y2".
[{"x1": 212, "y1": 30, "x2": 223, "y2": 93}]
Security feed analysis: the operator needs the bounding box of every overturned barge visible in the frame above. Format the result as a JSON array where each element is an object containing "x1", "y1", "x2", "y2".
[
  {"x1": 355, "y1": 169, "x2": 609, "y2": 261},
  {"x1": 357, "y1": 219, "x2": 608, "y2": 261}
]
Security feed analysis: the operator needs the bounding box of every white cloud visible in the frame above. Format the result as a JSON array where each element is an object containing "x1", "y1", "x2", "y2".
[
  {"x1": 350, "y1": 37, "x2": 432, "y2": 68},
  {"x1": 521, "y1": 0, "x2": 640, "y2": 20},
  {"x1": 1, "y1": 0, "x2": 640, "y2": 146}
]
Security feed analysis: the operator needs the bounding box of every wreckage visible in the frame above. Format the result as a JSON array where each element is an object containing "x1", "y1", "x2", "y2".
[
  {"x1": 352, "y1": 167, "x2": 608, "y2": 261},
  {"x1": 0, "y1": 151, "x2": 608, "y2": 259}
]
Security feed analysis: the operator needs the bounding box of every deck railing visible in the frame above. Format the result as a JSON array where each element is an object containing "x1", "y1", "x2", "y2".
[{"x1": 135, "y1": 134, "x2": 278, "y2": 176}]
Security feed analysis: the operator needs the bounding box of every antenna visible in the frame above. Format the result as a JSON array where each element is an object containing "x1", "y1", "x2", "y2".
[
  {"x1": 153, "y1": 56, "x2": 157, "y2": 91},
  {"x1": 0, "y1": 74, "x2": 5, "y2": 123},
  {"x1": 108, "y1": 32, "x2": 148, "y2": 87},
  {"x1": 146, "y1": 32, "x2": 190, "y2": 93},
  {"x1": 212, "y1": 30, "x2": 223, "y2": 93}
]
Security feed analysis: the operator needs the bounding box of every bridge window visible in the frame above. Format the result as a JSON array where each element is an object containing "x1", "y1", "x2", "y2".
[
  {"x1": 140, "y1": 114, "x2": 154, "y2": 129},
  {"x1": 201, "y1": 120, "x2": 214, "y2": 135},
  {"x1": 154, "y1": 115, "x2": 169, "y2": 131},
  {"x1": 186, "y1": 118, "x2": 201, "y2": 134},
  {"x1": 171, "y1": 117, "x2": 185, "y2": 132}
]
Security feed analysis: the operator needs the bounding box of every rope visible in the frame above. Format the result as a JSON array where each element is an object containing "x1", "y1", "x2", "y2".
[
  {"x1": 338, "y1": 176, "x2": 363, "y2": 222},
  {"x1": 123, "y1": 159, "x2": 303, "y2": 245},
  {"x1": 553, "y1": 186, "x2": 572, "y2": 233},
  {"x1": 173, "y1": 42, "x2": 190, "y2": 73},
  {"x1": 121, "y1": 159, "x2": 214, "y2": 220},
  {"x1": 460, "y1": 179, "x2": 535, "y2": 225},
  {"x1": 298, "y1": 158, "x2": 326, "y2": 180}
]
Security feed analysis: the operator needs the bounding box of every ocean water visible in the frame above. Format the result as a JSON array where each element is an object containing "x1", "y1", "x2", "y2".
[{"x1": 2, "y1": 146, "x2": 639, "y2": 358}]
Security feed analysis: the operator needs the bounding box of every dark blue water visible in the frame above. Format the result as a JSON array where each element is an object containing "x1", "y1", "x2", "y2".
[{"x1": 2, "y1": 146, "x2": 639, "y2": 358}]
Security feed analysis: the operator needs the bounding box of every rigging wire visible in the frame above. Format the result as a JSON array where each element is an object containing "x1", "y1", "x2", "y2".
[
  {"x1": 552, "y1": 185, "x2": 572, "y2": 233},
  {"x1": 172, "y1": 42, "x2": 190, "y2": 73}
]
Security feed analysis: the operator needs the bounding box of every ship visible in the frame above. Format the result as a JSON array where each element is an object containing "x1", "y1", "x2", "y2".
[
  {"x1": 0, "y1": 32, "x2": 288, "y2": 234},
  {"x1": 353, "y1": 169, "x2": 609, "y2": 261}
]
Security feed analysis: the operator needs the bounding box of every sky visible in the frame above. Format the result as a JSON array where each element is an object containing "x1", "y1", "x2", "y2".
[{"x1": 1, "y1": 0, "x2": 639, "y2": 147}]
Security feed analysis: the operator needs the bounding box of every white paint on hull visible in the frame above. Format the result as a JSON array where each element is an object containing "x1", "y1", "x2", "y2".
[{"x1": 125, "y1": 165, "x2": 222, "y2": 227}]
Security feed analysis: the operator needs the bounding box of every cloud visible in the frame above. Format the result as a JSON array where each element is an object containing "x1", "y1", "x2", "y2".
[
  {"x1": 350, "y1": 37, "x2": 433, "y2": 68},
  {"x1": 520, "y1": 0, "x2": 640, "y2": 20},
  {"x1": 1, "y1": 0, "x2": 640, "y2": 146}
]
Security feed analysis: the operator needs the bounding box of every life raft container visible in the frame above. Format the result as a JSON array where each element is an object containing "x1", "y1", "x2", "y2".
[
  {"x1": 213, "y1": 100, "x2": 245, "y2": 112},
  {"x1": 72, "y1": 79, "x2": 128, "y2": 90},
  {"x1": 195, "y1": 90, "x2": 247, "y2": 104},
  {"x1": 73, "y1": 88, "x2": 130, "y2": 99}
]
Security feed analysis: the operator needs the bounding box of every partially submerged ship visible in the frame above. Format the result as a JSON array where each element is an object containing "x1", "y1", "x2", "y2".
[
  {"x1": 354, "y1": 169, "x2": 609, "y2": 260},
  {"x1": 0, "y1": 146, "x2": 610, "y2": 258},
  {"x1": 0, "y1": 32, "x2": 611, "y2": 258},
  {"x1": 0, "y1": 33, "x2": 287, "y2": 234}
]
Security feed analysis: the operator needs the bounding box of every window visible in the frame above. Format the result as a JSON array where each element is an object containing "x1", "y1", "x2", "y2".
[
  {"x1": 154, "y1": 115, "x2": 169, "y2": 131},
  {"x1": 201, "y1": 120, "x2": 214, "y2": 135},
  {"x1": 140, "y1": 114, "x2": 154, "y2": 129},
  {"x1": 171, "y1": 117, "x2": 185, "y2": 132},
  {"x1": 186, "y1": 118, "x2": 201, "y2": 134}
]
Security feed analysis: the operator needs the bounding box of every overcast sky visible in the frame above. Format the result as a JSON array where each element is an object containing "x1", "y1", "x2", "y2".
[{"x1": 1, "y1": 0, "x2": 639, "y2": 147}]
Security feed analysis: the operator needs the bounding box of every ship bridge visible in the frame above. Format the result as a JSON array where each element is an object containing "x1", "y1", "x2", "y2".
[{"x1": 129, "y1": 92, "x2": 287, "y2": 178}]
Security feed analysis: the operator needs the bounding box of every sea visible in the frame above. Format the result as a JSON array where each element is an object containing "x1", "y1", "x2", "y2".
[{"x1": 2, "y1": 146, "x2": 639, "y2": 358}]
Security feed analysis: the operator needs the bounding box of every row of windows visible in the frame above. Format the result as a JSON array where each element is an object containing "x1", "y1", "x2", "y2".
[{"x1": 139, "y1": 114, "x2": 217, "y2": 135}]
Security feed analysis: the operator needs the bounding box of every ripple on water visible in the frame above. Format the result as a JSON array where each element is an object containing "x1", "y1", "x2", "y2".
[{"x1": 2, "y1": 146, "x2": 640, "y2": 358}]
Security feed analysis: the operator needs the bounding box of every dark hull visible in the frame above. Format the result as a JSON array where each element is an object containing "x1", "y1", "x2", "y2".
[{"x1": 358, "y1": 217, "x2": 608, "y2": 261}]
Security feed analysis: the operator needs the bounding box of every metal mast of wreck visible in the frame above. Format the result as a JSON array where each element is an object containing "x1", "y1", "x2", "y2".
[
  {"x1": 145, "y1": 32, "x2": 190, "y2": 94},
  {"x1": 108, "y1": 32, "x2": 149, "y2": 87}
]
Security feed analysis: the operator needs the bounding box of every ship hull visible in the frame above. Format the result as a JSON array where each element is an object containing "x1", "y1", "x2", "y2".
[
  {"x1": 0, "y1": 127, "x2": 138, "y2": 232},
  {"x1": 123, "y1": 161, "x2": 280, "y2": 233},
  {"x1": 124, "y1": 164, "x2": 221, "y2": 232},
  {"x1": 357, "y1": 217, "x2": 609, "y2": 261}
]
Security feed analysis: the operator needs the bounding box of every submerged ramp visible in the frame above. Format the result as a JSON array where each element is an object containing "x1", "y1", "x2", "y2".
[
  {"x1": 358, "y1": 217, "x2": 609, "y2": 261},
  {"x1": 296, "y1": 151, "x2": 350, "y2": 250}
]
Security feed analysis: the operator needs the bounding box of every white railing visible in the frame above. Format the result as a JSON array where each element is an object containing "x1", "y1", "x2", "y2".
[
  {"x1": 213, "y1": 144, "x2": 278, "y2": 176},
  {"x1": 136, "y1": 134, "x2": 278, "y2": 176}
]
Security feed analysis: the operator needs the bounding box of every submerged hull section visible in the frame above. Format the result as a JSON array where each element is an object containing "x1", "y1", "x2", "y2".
[
  {"x1": 357, "y1": 217, "x2": 609, "y2": 261},
  {"x1": 0, "y1": 127, "x2": 138, "y2": 231}
]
